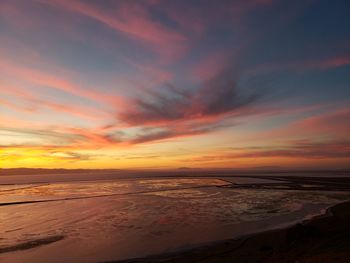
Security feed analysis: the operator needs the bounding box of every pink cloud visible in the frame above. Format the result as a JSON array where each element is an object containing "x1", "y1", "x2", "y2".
[
  {"x1": 293, "y1": 107, "x2": 350, "y2": 137},
  {"x1": 315, "y1": 54, "x2": 350, "y2": 70},
  {"x1": 0, "y1": 57, "x2": 127, "y2": 109},
  {"x1": 49, "y1": 0, "x2": 189, "y2": 62},
  {"x1": 126, "y1": 59, "x2": 173, "y2": 84},
  {"x1": 0, "y1": 81, "x2": 103, "y2": 120},
  {"x1": 247, "y1": 53, "x2": 350, "y2": 76},
  {"x1": 249, "y1": 106, "x2": 350, "y2": 141},
  {"x1": 64, "y1": 127, "x2": 119, "y2": 147},
  {"x1": 192, "y1": 50, "x2": 233, "y2": 81}
]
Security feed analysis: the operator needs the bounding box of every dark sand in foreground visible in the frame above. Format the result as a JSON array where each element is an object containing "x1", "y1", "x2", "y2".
[{"x1": 109, "y1": 201, "x2": 350, "y2": 263}]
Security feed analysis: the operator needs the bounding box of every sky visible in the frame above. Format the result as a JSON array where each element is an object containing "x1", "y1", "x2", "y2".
[{"x1": 0, "y1": 0, "x2": 349, "y2": 169}]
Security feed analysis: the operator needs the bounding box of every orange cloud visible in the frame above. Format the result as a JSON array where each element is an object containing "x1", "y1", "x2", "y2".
[{"x1": 183, "y1": 139, "x2": 350, "y2": 164}]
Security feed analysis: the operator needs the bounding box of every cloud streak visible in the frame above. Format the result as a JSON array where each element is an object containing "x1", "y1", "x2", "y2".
[
  {"x1": 48, "y1": 0, "x2": 189, "y2": 61},
  {"x1": 0, "y1": 80, "x2": 106, "y2": 120},
  {"x1": 185, "y1": 139, "x2": 350, "y2": 163},
  {"x1": 118, "y1": 71, "x2": 262, "y2": 127}
]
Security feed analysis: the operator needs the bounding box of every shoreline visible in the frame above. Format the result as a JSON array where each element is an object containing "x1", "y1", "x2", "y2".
[{"x1": 107, "y1": 201, "x2": 350, "y2": 263}]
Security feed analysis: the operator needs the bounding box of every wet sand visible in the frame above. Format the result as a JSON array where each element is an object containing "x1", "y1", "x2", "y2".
[
  {"x1": 0, "y1": 236, "x2": 64, "y2": 254},
  {"x1": 1, "y1": 173, "x2": 349, "y2": 262},
  {"x1": 108, "y1": 201, "x2": 350, "y2": 263},
  {"x1": 221, "y1": 176, "x2": 350, "y2": 192}
]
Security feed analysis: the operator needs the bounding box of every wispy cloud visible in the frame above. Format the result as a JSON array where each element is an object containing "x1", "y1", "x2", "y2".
[
  {"x1": 246, "y1": 52, "x2": 350, "y2": 76},
  {"x1": 1, "y1": 0, "x2": 349, "y2": 168},
  {"x1": 252, "y1": 106, "x2": 350, "y2": 140},
  {"x1": 184, "y1": 139, "x2": 350, "y2": 163},
  {"x1": 112, "y1": 65, "x2": 265, "y2": 144},
  {"x1": 0, "y1": 80, "x2": 106, "y2": 120},
  {"x1": 119, "y1": 71, "x2": 262, "y2": 126},
  {"x1": 47, "y1": 0, "x2": 189, "y2": 62},
  {"x1": 0, "y1": 57, "x2": 122, "y2": 106}
]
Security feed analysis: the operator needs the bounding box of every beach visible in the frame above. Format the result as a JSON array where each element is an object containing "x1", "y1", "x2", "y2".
[
  {"x1": 111, "y1": 201, "x2": 350, "y2": 263},
  {"x1": 1, "y1": 173, "x2": 350, "y2": 262}
]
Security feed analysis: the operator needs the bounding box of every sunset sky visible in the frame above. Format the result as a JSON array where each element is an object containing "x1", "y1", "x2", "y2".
[{"x1": 0, "y1": 0, "x2": 349, "y2": 169}]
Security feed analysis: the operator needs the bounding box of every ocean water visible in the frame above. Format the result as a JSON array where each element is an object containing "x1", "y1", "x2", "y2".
[{"x1": 0, "y1": 177, "x2": 349, "y2": 263}]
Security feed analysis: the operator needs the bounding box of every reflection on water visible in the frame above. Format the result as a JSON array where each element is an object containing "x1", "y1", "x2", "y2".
[
  {"x1": 0, "y1": 178, "x2": 349, "y2": 263},
  {"x1": 0, "y1": 178, "x2": 228, "y2": 204}
]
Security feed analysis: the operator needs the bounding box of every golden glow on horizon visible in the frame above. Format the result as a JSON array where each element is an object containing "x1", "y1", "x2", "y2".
[
  {"x1": 2, "y1": 144, "x2": 350, "y2": 170},
  {"x1": 1, "y1": 1, "x2": 349, "y2": 170}
]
